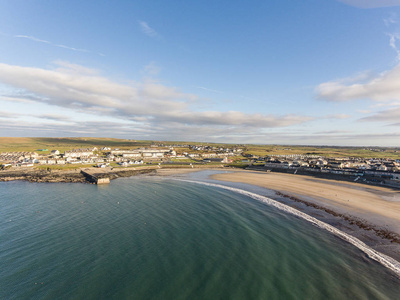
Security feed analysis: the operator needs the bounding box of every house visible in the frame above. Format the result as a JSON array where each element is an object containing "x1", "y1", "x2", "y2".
[
  {"x1": 202, "y1": 153, "x2": 218, "y2": 158},
  {"x1": 203, "y1": 158, "x2": 224, "y2": 163},
  {"x1": 222, "y1": 157, "x2": 233, "y2": 163},
  {"x1": 51, "y1": 150, "x2": 60, "y2": 156},
  {"x1": 142, "y1": 151, "x2": 164, "y2": 158},
  {"x1": 329, "y1": 161, "x2": 344, "y2": 169},
  {"x1": 316, "y1": 159, "x2": 328, "y2": 167},
  {"x1": 64, "y1": 148, "x2": 94, "y2": 158},
  {"x1": 282, "y1": 161, "x2": 293, "y2": 168},
  {"x1": 292, "y1": 160, "x2": 309, "y2": 167},
  {"x1": 122, "y1": 152, "x2": 142, "y2": 158},
  {"x1": 377, "y1": 165, "x2": 388, "y2": 171}
]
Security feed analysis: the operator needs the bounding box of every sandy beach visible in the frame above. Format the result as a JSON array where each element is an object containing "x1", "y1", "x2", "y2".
[
  {"x1": 154, "y1": 168, "x2": 400, "y2": 262},
  {"x1": 210, "y1": 171, "x2": 400, "y2": 236}
]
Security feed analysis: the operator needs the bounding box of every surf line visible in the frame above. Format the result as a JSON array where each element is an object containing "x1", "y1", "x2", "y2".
[{"x1": 179, "y1": 179, "x2": 400, "y2": 278}]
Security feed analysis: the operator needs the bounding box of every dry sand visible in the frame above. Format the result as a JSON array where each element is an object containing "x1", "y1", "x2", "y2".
[{"x1": 211, "y1": 170, "x2": 400, "y2": 236}]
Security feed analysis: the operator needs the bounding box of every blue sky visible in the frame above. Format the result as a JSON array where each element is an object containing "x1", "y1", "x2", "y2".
[{"x1": 1, "y1": 0, "x2": 400, "y2": 146}]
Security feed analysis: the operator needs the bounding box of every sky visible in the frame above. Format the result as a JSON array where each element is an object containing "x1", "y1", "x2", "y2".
[{"x1": 1, "y1": 0, "x2": 400, "y2": 146}]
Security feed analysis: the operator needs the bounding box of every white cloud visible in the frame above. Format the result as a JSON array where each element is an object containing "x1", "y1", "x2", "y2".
[
  {"x1": 0, "y1": 62, "x2": 312, "y2": 134},
  {"x1": 359, "y1": 107, "x2": 400, "y2": 122},
  {"x1": 316, "y1": 64, "x2": 400, "y2": 102},
  {"x1": 138, "y1": 21, "x2": 158, "y2": 38},
  {"x1": 337, "y1": 0, "x2": 400, "y2": 8}
]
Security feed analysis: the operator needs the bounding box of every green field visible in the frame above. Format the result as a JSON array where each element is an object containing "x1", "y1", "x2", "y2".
[
  {"x1": 242, "y1": 145, "x2": 400, "y2": 159},
  {"x1": 0, "y1": 137, "x2": 152, "y2": 154},
  {"x1": 0, "y1": 137, "x2": 399, "y2": 159}
]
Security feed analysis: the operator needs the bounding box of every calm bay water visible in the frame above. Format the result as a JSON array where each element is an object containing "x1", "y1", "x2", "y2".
[{"x1": 1, "y1": 176, "x2": 399, "y2": 299}]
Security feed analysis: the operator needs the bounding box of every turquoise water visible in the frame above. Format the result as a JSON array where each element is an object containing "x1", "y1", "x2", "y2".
[{"x1": 1, "y1": 177, "x2": 399, "y2": 299}]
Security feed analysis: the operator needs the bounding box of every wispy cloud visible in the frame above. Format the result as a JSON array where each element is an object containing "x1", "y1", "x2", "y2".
[
  {"x1": 359, "y1": 107, "x2": 400, "y2": 123},
  {"x1": 337, "y1": 0, "x2": 400, "y2": 8},
  {"x1": 14, "y1": 35, "x2": 50, "y2": 44},
  {"x1": 13, "y1": 34, "x2": 103, "y2": 56},
  {"x1": 384, "y1": 13, "x2": 398, "y2": 26},
  {"x1": 138, "y1": 21, "x2": 158, "y2": 38},
  {"x1": 34, "y1": 114, "x2": 71, "y2": 122},
  {"x1": 194, "y1": 86, "x2": 223, "y2": 94},
  {"x1": 54, "y1": 44, "x2": 89, "y2": 53},
  {"x1": 388, "y1": 33, "x2": 400, "y2": 61}
]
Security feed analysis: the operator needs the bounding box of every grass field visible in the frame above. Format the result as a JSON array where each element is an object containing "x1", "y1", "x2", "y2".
[
  {"x1": 0, "y1": 137, "x2": 152, "y2": 154},
  {"x1": 35, "y1": 164, "x2": 95, "y2": 170},
  {"x1": 242, "y1": 145, "x2": 400, "y2": 159},
  {"x1": 0, "y1": 137, "x2": 399, "y2": 159}
]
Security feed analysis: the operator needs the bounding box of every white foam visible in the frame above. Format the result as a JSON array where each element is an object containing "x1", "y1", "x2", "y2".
[{"x1": 180, "y1": 179, "x2": 400, "y2": 277}]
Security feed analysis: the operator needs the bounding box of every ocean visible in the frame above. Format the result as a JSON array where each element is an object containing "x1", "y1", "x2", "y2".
[{"x1": 1, "y1": 174, "x2": 399, "y2": 299}]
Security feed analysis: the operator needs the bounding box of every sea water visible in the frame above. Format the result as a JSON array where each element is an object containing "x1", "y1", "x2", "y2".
[{"x1": 1, "y1": 176, "x2": 399, "y2": 299}]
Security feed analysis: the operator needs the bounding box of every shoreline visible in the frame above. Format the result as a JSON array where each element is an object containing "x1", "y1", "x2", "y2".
[
  {"x1": 3, "y1": 166, "x2": 400, "y2": 270},
  {"x1": 207, "y1": 170, "x2": 400, "y2": 262},
  {"x1": 181, "y1": 179, "x2": 400, "y2": 277}
]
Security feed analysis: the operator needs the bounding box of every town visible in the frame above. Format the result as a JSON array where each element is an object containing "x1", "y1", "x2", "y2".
[{"x1": 1, "y1": 144, "x2": 400, "y2": 186}]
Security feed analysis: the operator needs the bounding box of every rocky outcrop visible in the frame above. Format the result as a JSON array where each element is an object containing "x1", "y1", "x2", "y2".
[
  {"x1": 0, "y1": 169, "x2": 87, "y2": 183},
  {"x1": 0, "y1": 168, "x2": 156, "y2": 184}
]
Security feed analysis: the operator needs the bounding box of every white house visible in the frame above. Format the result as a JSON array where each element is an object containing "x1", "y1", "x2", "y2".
[{"x1": 51, "y1": 150, "x2": 60, "y2": 156}]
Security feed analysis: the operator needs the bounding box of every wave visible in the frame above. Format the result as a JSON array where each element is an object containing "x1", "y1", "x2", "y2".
[{"x1": 178, "y1": 179, "x2": 400, "y2": 278}]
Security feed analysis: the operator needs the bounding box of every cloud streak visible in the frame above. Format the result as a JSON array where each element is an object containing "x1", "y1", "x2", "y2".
[
  {"x1": 194, "y1": 86, "x2": 224, "y2": 94},
  {"x1": 359, "y1": 107, "x2": 400, "y2": 123},
  {"x1": 13, "y1": 34, "x2": 102, "y2": 56},
  {"x1": 138, "y1": 21, "x2": 158, "y2": 38}
]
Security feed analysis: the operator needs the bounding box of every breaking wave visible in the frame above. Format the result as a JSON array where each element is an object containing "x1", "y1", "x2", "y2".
[{"x1": 180, "y1": 179, "x2": 400, "y2": 277}]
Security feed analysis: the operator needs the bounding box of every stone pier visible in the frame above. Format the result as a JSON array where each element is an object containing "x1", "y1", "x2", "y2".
[{"x1": 81, "y1": 169, "x2": 110, "y2": 184}]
